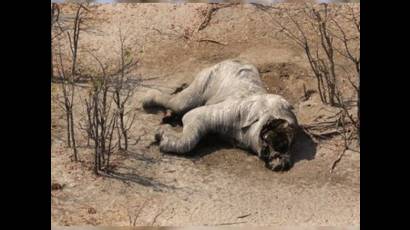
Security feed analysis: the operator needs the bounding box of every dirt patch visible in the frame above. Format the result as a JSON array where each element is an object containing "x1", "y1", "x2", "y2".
[{"x1": 259, "y1": 62, "x2": 312, "y2": 104}]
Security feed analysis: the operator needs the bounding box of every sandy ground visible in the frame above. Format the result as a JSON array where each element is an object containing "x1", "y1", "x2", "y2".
[{"x1": 51, "y1": 3, "x2": 359, "y2": 227}]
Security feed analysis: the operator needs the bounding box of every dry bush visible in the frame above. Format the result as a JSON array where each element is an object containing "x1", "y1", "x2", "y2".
[
  {"x1": 52, "y1": 2, "x2": 139, "y2": 174},
  {"x1": 78, "y1": 28, "x2": 139, "y2": 174},
  {"x1": 53, "y1": 2, "x2": 106, "y2": 164},
  {"x1": 83, "y1": 52, "x2": 118, "y2": 174},
  {"x1": 51, "y1": 3, "x2": 60, "y2": 80},
  {"x1": 53, "y1": 3, "x2": 92, "y2": 161},
  {"x1": 257, "y1": 3, "x2": 360, "y2": 154},
  {"x1": 112, "y1": 27, "x2": 139, "y2": 151}
]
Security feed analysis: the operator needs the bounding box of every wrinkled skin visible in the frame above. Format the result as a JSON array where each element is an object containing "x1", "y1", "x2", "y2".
[{"x1": 142, "y1": 59, "x2": 298, "y2": 171}]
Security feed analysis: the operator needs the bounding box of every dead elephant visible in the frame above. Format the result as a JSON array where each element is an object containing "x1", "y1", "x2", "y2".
[{"x1": 142, "y1": 59, "x2": 299, "y2": 171}]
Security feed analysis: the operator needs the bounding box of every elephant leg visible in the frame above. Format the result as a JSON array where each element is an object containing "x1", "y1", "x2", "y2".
[
  {"x1": 156, "y1": 108, "x2": 209, "y2": 154},
  {"x1": 142, "y1": 67, "x2": 214, "y2": 115}
]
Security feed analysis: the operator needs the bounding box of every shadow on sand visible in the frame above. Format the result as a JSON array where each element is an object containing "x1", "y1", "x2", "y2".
[
  {"x1": 98, "y1": 149, "x2": 178, "y2": 191},
  {"x1": 163, "y1": 127, "x2": 318, "y2": 169},
  {"x1": 290, "y1": 128, "x2": 318, "y2": 164}
]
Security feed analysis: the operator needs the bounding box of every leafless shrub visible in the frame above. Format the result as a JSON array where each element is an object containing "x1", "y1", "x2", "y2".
[
  {"x1": 83, "y1": 51, "x2": 118, "y2": 174},
  {"x1": 51, "y1": 3, "x2": 60, "y2": 80},
  {"x1": 112, "y1": 27, "x2": 139, "y2": 151},
  {"x1": 331, "y1": 4, "x2": 360, "y2": 140},
  {"x1": 273, "y1": 4, "x2": 338, "y2": 106},
  {"x1": 53, "y1": 3, "x2": 90, "y2": 161},
  {"x1": 258, "y1": 3, "x2": 359, "y2": 145},
  {"x1": 79, "y1": 27, "x2": 139, "y2": 173},
  {"x1": 255, "y1": 3, "x2": 360, "y2": 172}
]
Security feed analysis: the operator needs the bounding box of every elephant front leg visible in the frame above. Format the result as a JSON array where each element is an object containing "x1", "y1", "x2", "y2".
[{"x1": 155, "y1": 120, "x2": 207, "y2": 154}]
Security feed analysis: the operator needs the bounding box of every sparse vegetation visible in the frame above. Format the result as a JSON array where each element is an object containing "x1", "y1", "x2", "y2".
[
  {"x1": 257, "y1": 3, "x2": 359, "y2": 151},
  {"x1": 52, "y1": 3, "x2": 138, "y2": 171},
  {"x1": 83, "y1": 52, "x2": 118, "y2": 174},
  {"x1": 252, "y1": 3, "x2": 359, "y2": 173},
  {"x1": 112, "y1": 27, "x2": 139, "y2": 151},
  {"x1": 53, "y1": 3, "x2": 90, "y2": 161},
  {"x1": 81, "y1": 28, "x2": 139, "y2": 174}
]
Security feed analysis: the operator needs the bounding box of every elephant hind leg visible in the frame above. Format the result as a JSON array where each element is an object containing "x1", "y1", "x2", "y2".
[
  {"x1": 141, "y1": 89, "x2": 171, "y2": 111},
  {"x1": 142, "y1": 86, "x2": 204, "y2": 115},
  {"x1": 142, "y1": 67, "x2": 214, "y2": 114}
]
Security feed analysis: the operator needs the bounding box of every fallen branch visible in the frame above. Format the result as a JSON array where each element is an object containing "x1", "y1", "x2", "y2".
[
  {"x1": 330, "y1": 148, "x2": 347, "y2": 174},
  {"x1": 309, "y1": 129, "x2": 340, "y2": 138},
  {"x1": 300, "y1": 126, "x2": 319, "y2": 144},
  {"x1": 197, "y1": 3, "x2": 237, "y2": 32},
  {"x1": 211, "y1": 221, "x2": 248, "y2": 226},
  {"x1": 300, "y1": 125, "x2": 340, "y2": 143},
  {"x1": 197, "y1": 39, "x2": 227, "y2": 46},
  {"x1": 301, "y1": 110, "x2": 349, "y2": 142},
  {"x1": 330, "y1": 112, "x2": 358, "y2": 174},
  {"x1": 237, "y1": 213, "x2": 252, "y2": 219}
]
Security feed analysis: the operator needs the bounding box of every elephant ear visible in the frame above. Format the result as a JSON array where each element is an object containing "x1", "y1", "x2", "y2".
[{"x1": 240, "y1": 112, "x2": 260, "y2": 131}]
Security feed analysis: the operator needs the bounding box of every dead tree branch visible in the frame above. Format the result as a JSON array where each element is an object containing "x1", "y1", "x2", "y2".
[
  {"x1": 84, "y1": 51, "x2": 119, "y2": 174},
  {"x1": 54, "y1": 3, "x2": 90, "y2": 161},
  {"x1": 112, "y1": 27, "x2": 139, "y2": 151},
  {"x1": 197, "y1": 39, "x2": 227, "y2": 46},
  {"x1": 197, "y1": 3, "x2": 238, "y2": 32}
]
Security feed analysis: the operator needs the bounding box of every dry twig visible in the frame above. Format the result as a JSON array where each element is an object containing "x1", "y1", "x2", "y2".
[
  {"x1": 197, "y1": 39, "x2": 227, "y2": 46},
  {"x1": 197, "y1": 3, "x2": 237, "y2": 32}
]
